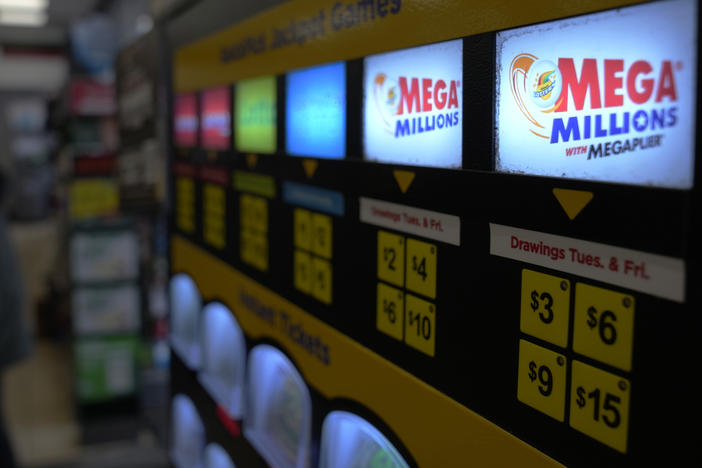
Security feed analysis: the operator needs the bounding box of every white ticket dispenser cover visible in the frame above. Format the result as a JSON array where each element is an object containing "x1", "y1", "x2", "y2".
[
  {"x1": 198, "y1": 302, "x2": 247, "y2": 418},
  {"x1": 319, "y1": 411, "x2": 409, "y2": 468},
  {"x1": 170, "y1": 274, "x2": 203, "y2": 369},
  {"x1": 244, "y1": 344, "x2": 312, "y2": 468},
  {"x1": 205, "y1": 443, "x2": 236, "y2": 468},
  {"x1": 171, "y1": 394, "x2": 205, "y2": 468}
]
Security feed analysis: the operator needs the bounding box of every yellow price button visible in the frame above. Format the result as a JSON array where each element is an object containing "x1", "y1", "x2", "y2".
[
  {"x1": 406, "y1": 238, "x2": 437, "y2": 299},
  {"x1": 241, "y1": 231, "x2": 268, "y2": 272},
  {"x1": 521, "y1": 269, "x2": 571, "y2": 348},
  {"x1": 376, "y1": 282, "x2": 404, "y2": 341},
  {"x1": 294, "y1": 208, "x2": 312, "y2": 251},
  {"x1": 311, "y1": 257, "x2": 332, "y2": 304},
  {"x1": 404, "y1": 294, "x2": 436, "y2": 357},
  {"x1": 293, "y1": 249, "x2": 313, "y2": 294},
  {"x1": 573, "y1": 283, "x2": 635, "y2": 371},
  {"x1": 250, "y1": 196, "x2": 268, "y2": 233},
  {"x1": 240, "y1": 194, "x2": 253, "y2": 231},
  {"x1": 569, "y1": 360, "x2": 630, "y2": 453},
  {"x1": 176, "y1": 178, "x2": 195, "y2": 233},
  {"x1": 311, "y1": 213, "x2": 333, "y2": 259},
  {"x1": 377, "y1": 231, "x2": 404, "y2": 287},
  {"x1": 517, "y1": 339, "x2": 567, "y2": 422}
]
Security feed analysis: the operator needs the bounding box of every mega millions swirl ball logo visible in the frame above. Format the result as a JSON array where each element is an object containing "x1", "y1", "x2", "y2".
[
  {"x1": 510, "y1": 53, "x2": 563, "y2": 138},
  {"x1": 373, "y1": 73, "x2": 401, "y2": 133}
]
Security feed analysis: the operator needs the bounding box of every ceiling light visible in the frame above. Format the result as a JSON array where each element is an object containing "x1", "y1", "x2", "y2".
[
  {"x1": 0, "y1": 8, "x2": 47, "y2": 27},
  {"x1": 0, "y1": 0, "x2": 48, "y2": 9}
]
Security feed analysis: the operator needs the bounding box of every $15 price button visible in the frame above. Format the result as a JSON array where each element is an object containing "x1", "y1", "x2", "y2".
[
  {"x1": 521, "y1": 269, "x2": 571, "y2": 348},
  {"x1": 574, "y1": 283, "x2": 635, "y2": 371},
  {"x1": 517, "y1": 339, "x2": 567, "y2": 421},
  {"x1": 569, "y1": 360, "x2": 630, "y2": 453}
]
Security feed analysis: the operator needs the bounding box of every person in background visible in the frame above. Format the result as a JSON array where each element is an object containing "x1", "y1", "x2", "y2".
[{"x1": 0, "y1": 168, "x2": 32, "y2": 467}]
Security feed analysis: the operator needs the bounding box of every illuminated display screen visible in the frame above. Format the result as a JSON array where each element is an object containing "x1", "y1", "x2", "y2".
[
  {"x1": 235, "y1": 76, "x2": 277, "y2": 154},
  {"x1": 286, "y1": 62, "x2": 346, "y2": 159},
  {"x1": 495, "y1": 0, "x2": 697, "y2": 188},
  {"x1": 174, "y1": 94, "x2": 197, "y2": 147},
  {"x1": 200, "y1": 86, "x2": 232, "y2": 150},
  {"x1": 364, "y1": 39, "x2": 463, "y2": 168}
]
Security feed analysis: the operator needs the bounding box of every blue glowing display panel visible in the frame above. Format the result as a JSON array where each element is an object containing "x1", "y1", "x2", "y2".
[{"x1": 286, "y1": 62, "x2": 346, "y2": 159}]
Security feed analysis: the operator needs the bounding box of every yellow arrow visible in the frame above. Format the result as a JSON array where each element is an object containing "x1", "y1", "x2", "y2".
[
  {"x1": 302, "y1": 159, "x2": 318, "y2": 178},
  {"x1": 246, "y1": 153, "x2": 258, "y2": 168},
  {"x1": 553, "y1": 188, "x2": 594, "y2": 220},
  {"x1": 393, "y1": 170, "x2": 415, "y2": 194}
]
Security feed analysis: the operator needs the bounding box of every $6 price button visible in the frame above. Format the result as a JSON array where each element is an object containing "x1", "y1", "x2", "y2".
[
  {"x1": 517, "y1": 339, "x2": 567, "y2": 422},
  {"x1": 573, "y1": 283, "x2": 635, "y2": 371}
]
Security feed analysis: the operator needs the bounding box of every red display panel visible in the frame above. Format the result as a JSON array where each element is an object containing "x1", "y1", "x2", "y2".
[
  {"x1": 174, "y1": 93, "x2": 198, "y2": 147},
  {"x1": 200, "y1": 87, "x2": 231, "y2": 150}
]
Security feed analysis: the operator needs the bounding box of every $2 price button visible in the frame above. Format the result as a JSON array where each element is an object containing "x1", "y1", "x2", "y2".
[
  {"x1": 570, "y1": 360, "x2": 630, "y2": 453},
  {"x1": 574, "y1": 283, "x2": 635, "y2": 371},
  {"x1": 517, "y1": 339, "x2": 567, "y2": 422},
  {"x1": 521, "y1": 269, "x2": 571, "y2": 348}
]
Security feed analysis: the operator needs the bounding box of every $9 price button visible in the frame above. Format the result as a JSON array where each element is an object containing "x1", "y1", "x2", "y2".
[
  {"x1": 521, "y1": 269, "x2": 570, "y2": 348},
  {"x1": 569, "y1": 360, "x2": 630, "y2": 453},
  {"x1": 517, "y1": 339, "x2": 567, "y2": 422},
  {"x1": 574, "y1": 283, "x2": 635, "y2": 371}
]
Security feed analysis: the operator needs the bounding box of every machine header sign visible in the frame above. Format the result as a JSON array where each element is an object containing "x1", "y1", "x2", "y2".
[
  {"x1": 495, "y1": 0, "x2": 697, "y2": 189},
  {"x1": 363, "y1": 39, "x2": 463, "y2": 168}
]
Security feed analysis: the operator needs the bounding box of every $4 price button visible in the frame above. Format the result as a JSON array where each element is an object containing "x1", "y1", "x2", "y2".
[
  {"x1": 517, "y1": 339, "x2": 567, "y2": 422},
  {"x1": 570, "y1": 360, "x2": 631, "y2": 453}
]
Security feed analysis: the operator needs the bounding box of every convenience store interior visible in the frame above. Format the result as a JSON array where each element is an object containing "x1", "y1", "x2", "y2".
[{"x1": 0, "y1": 0, "x2": 699, "y2": 467}]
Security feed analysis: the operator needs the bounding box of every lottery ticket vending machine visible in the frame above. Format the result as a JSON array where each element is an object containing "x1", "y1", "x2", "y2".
[{"x1": 168, "y1": 0, "x2": 701, "y2": 467}]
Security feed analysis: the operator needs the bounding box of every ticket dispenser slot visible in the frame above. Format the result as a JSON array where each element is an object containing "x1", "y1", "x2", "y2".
[
  {"x1": 205, "y1": 443, "x2": 237, "y2": 468},
  {"x1": 244, "y1": 344, "x2": 312, "y2": 468},
  {"x1": 171, "y1": 394, "x2": 206, "y2": 468},
  {"x1": 198, "y1": 303, "x2": 247, "y2": 418},
  {"x1": 170, "y1": 274, "x2": 203, "y2": 369},
  {"x1": 319, "y1": 411, "x2": 410, "y2": 468}
]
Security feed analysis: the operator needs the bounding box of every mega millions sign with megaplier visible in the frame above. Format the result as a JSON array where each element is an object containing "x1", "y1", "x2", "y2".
[{"x1": 496, "y1": 0, "x2": 697, "y2": 189}]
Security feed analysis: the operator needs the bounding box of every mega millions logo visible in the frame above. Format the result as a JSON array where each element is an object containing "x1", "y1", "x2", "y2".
[
  {"x1": 372, "y1": 73, "x2": 460, "y2": 138},
  {"x1": 509, "y1": 53, "x2": 681, "y2": 159}
]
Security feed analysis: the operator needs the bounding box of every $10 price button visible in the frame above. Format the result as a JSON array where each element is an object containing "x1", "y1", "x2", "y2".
[
  {"x1": 517, "y1": 339, "x2": 567, "y2": 421},
  {"x1": 569, "y1": 360, "x2": 630, "y2": 453},
  {"x1": 521, "y1": 269, "x2": 571, "y2": 348}
]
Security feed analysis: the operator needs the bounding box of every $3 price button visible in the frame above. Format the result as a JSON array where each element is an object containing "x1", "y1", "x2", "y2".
[
  {"x1": 521, "y1": 269, "x2": 571, "y2": 348},
  {"x1": 517, "y1": 339, "x2": 567, "y2": 422},
  {"x1": 570, "y1": 360, "x2": 631, "y2": 453}
]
